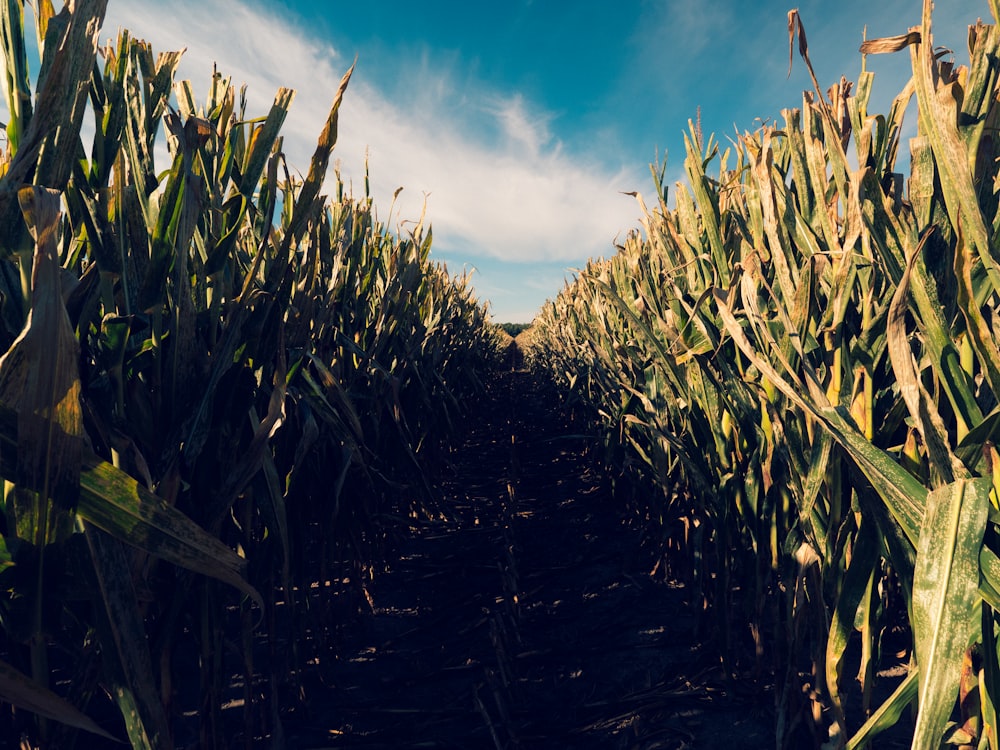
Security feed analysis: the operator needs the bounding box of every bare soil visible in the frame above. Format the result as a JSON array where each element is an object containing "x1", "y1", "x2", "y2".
[{"x1": 284, "y1": 369, "x2": 777, "y2": 749}]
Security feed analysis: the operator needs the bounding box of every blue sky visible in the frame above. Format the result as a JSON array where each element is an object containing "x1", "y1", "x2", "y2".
[{"x1": 86, "y1": 2, "x2": 993, "y2": 319}]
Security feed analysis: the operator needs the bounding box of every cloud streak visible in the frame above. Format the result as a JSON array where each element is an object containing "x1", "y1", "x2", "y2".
[{"x1": 102, "y1": 0, "x2": 641, "y2": 268}]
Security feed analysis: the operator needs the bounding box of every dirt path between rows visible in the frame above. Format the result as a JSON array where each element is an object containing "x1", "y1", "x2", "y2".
[{"x1": 285, "y1": 369, "x2": 776, "y2": 749}]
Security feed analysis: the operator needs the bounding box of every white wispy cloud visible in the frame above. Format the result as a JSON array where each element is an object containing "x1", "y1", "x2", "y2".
[
  {"x1": 489, "y1": 93, "x2": 556, "y2": 157},
  {"x1": 101, "y1": 0, "x2": 640, "y2": 266}
]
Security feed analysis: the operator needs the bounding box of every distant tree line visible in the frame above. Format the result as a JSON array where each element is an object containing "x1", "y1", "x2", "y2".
[{"x1": 498, "y1": 322, "x2": 530, "y2": 337}]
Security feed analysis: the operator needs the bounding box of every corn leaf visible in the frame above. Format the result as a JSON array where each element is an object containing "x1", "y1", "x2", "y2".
[
  {"x1": 0, "y1": 186, "x2": 81, "y2": 541},
  {"x1": 83, "y1": 526, "x2": 172, "y2": 749},
  {"x1": 911, "y1": 478, "x2": 991, "y2": 749},
  {"x1": 0, "y1": 401, "x2": 259, "y2": 604},
  {"x1": 847, "y1": 670, "x2": 919, "y2": 749},
  {"x1": 0, "y1": 655, "x2": 118, "y2": 741}
]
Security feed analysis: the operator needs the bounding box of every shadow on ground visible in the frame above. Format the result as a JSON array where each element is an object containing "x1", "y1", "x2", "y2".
[{"x1": 285, "y1": 369, "x2": 776, "y2": 749}]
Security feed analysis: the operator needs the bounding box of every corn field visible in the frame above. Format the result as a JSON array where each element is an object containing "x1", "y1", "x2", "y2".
[
  {"x1": 0, "y1": 1, "x2": 505, "y2": 747},
  {"x1": 6, "y1": 0, "x2": 1000, "y2": 747},
  {"x1": 526, "y1": 0, "x2": 1000, "y2": 747}
]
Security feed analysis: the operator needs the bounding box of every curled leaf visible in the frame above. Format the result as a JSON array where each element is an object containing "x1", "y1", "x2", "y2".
[{"x1": 860, "y1": 31, "x2": 922, "y2": 54}]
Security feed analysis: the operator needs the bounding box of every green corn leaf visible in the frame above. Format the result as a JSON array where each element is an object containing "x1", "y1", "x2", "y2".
[
  {"x1": 283, "y1": 60, "x2": 354, "y2": 252},
  {"x1": 953, "y1": 222, "x2": 1000, "y2": 419},
  {"x1": 826, "y1": 512, "x2": 880, "y2": 729},
  {"x1": 886, "y1": 230, "x2": 965, "y2": 487},
  {"x1": 30, "y1": 0, "x2": 108, "y2": 191},
  {"x1": 980, "y1": 605, "x2": 1000, "y2": 750},
  {"x1": 978, "y1": 547, "x2": 1000, "y2": 613},
  {"x1": 207, "y1": 336, "x2": 287, "y2": 526},
  {"x1": 74, "y1": 452, "x2": 260, "y2": 606},
  {"x1": 683, "y1": 125, "x2": 729, "y2": 287},
  {"x1": 910, "y1": 0, "x2": 1000, "y2": 297},
  {"x1": 203, "y1": 194, "x2": 247, "y2": 274},
  {"x1": 1, "y1": 0, "x2": 33, "y2": 154},
  {"x1": 911, "y1": 478, "x2": 991, "y2": 749},
  {"x1": 0, "y1": 187, "x2": 82, "y2": 541},
  {"x1": 82, "y1": 526, "x2": 172, "y2": 749},
  {"x1": 0, "y1": 0, "x2": 108, "y2": 258},
  {"x1": 847, "y1": 670, "x2": 919, "y2": 749},
  {"x1": 239, "y1": 87, "x2": 295, "y2": 199},
  {"x1": 138, "y1": 112, "x2": 206, "y2": 312},
  {"x1": 0, "y1": 654, "x2": 118, "y2": 741},
  {"x1": 0, "y1": 400, "x2": 259, "y2": 604},
  {"x1": 715, "y1": 283, "x2": 924, "y2": 552}
]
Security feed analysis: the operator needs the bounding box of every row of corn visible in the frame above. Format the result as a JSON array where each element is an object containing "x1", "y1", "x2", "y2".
[
  {"x1": 0, "y1": 1, "x2": 505, "y2": 748},
  {"x1": 526, "y1": 1, "x2": 1000, "y2": 747}
]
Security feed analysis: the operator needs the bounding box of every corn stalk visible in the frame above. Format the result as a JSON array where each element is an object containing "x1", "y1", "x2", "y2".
[
  {"x1": 0, "y1": 2, "x2": 502, "y2": 747},
  {"x1": 529, "y1": 3, "x2": 1000, "y2": 747}
]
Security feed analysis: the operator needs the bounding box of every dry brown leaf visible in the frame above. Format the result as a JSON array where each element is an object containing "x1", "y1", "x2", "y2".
[
  {"x1": 787, "y1": 9, "x2": 801, "y2": 77},
  {"x1": 859, "y1": 31, "x2": 922, "y2": 54}
]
